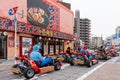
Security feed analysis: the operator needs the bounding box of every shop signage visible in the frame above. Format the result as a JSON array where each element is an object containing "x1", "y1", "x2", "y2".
[
  {"x1": 40, "y1": 28, "x2": 54, "y2": 37},
  {"x1": 0, "y1": 17, "x2": 40, "y2": 35},
  {"x1": 55, "y1": 32, "x2": 64, "y2": 39},
  {"x1": 17, "y1": 23, "x2": 40, "y2": 35},
  {"x1": 54, "y1": 31, "x2": 74, "y2": 40},
  {"x1": 0, "y1": 17, "x2": 74, "y2": 40},
  {"x1": 63, "y1": 34, "x2": 73, "y2": 40}
]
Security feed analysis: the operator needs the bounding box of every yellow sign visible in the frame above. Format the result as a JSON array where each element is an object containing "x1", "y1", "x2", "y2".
[{"x1": 40, "y1": 28, "x2": 54, "y2": 37}]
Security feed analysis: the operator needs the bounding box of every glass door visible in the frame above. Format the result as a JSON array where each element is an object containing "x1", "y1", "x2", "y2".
[{"x1": 0, "y1": 36, "x2": 7, "y2": 59}]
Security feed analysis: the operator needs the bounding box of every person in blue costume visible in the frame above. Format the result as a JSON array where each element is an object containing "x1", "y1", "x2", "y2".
[
  {"x1": 30, "y1": 45, "x2": 53, "y2": 67},
  {"x1": 80, "y1": 45, "x2": 93, "y2": 61}
]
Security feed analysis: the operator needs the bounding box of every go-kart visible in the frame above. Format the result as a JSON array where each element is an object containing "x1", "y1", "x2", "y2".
[
  {"x1": 11, "y1": 55, "x2": 62, "y2": 79},
  {"x1": 109, "y1": 50, "x2": 119, "y2": 57},
  {"x1": 95, "y1": 51, "x2": 111, "y2": 60},
  {"x1": 69, "y1": 54, "x2": 98, "y2": 67},
  {"x1": 56, "y1": 52, "x2": 72, "y2": 63}
]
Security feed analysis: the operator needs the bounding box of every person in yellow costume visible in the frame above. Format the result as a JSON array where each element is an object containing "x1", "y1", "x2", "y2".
[{"x1": 65, "y1": 42, "x2": 69, "y2": 52}]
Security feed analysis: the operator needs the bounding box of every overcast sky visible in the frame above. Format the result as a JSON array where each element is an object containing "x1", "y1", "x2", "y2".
[{"x1": 64, "y1": 0, "x2": 120, "y2": 39}]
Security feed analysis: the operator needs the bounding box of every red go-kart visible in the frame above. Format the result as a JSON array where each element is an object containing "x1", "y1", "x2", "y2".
[
  {"x1": 69, "y1": 54, "x2": 98, "y2": 67},
  {"x1": 57, "y1": 52, "x2": 71, "y2": 62},
  {"x1": 11, "y1": 55, "x2": 62, "y2": 79}
]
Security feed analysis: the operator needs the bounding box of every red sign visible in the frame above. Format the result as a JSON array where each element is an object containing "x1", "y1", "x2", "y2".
[{"x1": 13, "y1": 6, "x2": 18, "y2": 14}]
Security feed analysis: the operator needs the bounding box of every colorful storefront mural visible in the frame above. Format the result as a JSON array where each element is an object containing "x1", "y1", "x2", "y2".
[{"x1": 27, "y1": 0, "x2": 60, "y2": 31}]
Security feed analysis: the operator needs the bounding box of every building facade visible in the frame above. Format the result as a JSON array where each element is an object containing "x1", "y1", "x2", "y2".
[
  {"x1": 0, "y1": 0, "x2": 74, "y2": 59},
  {"x1": 74, "y1": 10, "x2": 80, "y2": 38},
  {"x1": 116, "y1": 26, "x2": 120, "y2": 34},
  {"x1": 56, "y1": 0, "x2": 71, "y2": 10},
  {"x1": 74, "y1": 10, "x2": 91, "y2": 47},
  {"x1": 91, "y1": 37, "x2": 103, "y2": 49},
  {"x1": 80, "y1": 18, "x2": 91, "y2": 47},
  {"x1": 105, "y1": 36, "x2": 112, "y2": 48}
]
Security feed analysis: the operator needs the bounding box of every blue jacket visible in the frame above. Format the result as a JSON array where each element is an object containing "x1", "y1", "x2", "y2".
[
  {"x1": 80, "y1": 49, "x2": 89, "y2": 56},
  {"x1": 30, "y1": 45, "x2": 43, "y2": 61}
]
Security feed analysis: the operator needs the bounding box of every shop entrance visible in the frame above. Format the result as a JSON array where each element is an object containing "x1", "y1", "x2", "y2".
[{"x1": 0, "y1": 36, "x2": 7, "y2": 59}]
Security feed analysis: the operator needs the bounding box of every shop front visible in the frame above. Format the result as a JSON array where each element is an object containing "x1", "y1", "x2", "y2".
[
  {"x1": 0, "y1": 31, "x2": 7, "y2": 59},
  {"x1": 0, "y1": 17, "x2": 74, "y2": 59}
]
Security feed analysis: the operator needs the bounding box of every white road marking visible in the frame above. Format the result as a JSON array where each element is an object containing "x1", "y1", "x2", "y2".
[
  {"x1": 108, "y1": 56, "x2": 119, "y2": 63},
  {"x1": 76, "y1": 57, "x2": 120, "y2": 80},
  {"x1": 61, "y1": 63, "x2": 70, "y2": 69}
]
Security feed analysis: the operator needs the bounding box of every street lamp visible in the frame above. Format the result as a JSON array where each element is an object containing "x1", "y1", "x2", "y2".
[{"x1": 8, "y1": 7, "x2": 18, "y2": 64}]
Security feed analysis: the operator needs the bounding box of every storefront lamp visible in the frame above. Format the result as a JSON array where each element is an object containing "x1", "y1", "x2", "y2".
[
  {"x1": 74, "y1": 38, "x2": 76, "y2": 40},
  {"x1": 56, "y1": 39, "x2": 58, "y2": 41},
  {"x1": 48, "y1": 38, "x2": 51, "y2": 40},
  {"x1": 3, "y1": 31, "x2": 8, "y2": 36},
  {"x1": 39, "y1": 37, "x2": 42, "y2": 40},
  {"x1": 67, "y1": 41, "x2": 70, "y2": 43}
]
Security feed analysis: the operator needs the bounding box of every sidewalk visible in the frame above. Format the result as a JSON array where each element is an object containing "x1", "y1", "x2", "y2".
[
  {"x1": 0, "y1": 59, "x2": 15, "y2": 70},
  {"x1": 84, "y1": 57, "x2": 120, "y2": 80}
]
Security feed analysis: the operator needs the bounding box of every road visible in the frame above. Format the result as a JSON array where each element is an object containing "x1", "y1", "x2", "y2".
[{"x1": 0, "y1": 60, "x2": 105, "y2": 80}]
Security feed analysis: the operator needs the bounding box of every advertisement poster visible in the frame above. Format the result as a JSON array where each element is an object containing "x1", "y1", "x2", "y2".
[
  {"x1": 60, "y1": 44, "x2": 64, "y2": 53},
  {"x1": 56, "y1": 45, "x2": 59, "y2": 54},
  {"x1": 22, "y1": 37, "x2": 32, "y2": 55},
  {"x1": 44, "y1": 42, "x2": 48, "y2": 55},
  {"x1": 50, "y1": 45, "x2": 54, "y2": 55},
  {"x1": 8, "y1": 36, "x2": 14, "y2": 47}
]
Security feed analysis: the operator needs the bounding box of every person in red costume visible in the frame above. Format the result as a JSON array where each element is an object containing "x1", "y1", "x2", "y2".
[
  {"x1": 110, "y1": 45, "x2": 117, "y2": 56},
  {"x1": 80, "y1": 45, "x2": 93, "y2": 60}
]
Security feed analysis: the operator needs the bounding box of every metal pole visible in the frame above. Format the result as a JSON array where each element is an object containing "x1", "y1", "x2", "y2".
[{"x1": 14, "y1": 15, "x2": 17, "y2": 64}]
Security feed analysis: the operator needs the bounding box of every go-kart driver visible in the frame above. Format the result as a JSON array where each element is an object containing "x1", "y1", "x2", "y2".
[
  {"x1": 80, "y1": 45, "x2": 93, "y2": 61},
  {"x1": 30, "y1": 45, "x2": 53, "y2": 67},
  {"x1": 99, "y1": 46, "x2": 106, "y2": 57},
  {"x1": 110, "y1": 46, "x2": 117, "y2": 54}
]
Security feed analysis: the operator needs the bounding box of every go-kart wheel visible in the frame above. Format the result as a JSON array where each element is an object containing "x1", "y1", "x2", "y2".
[
  {"x1": 54, "y1": 62, "x2": 61, "y2": 70},
  {"x1": 86, "y1": 60, "x2": 92, "y2": 67},
  {"x1": 69, "y1": 59, "x2": 75, "y2": 66},
  {"x1": 23, "y1": 68, "x2": 35, "y2": 79},
  {"x1": 12, "y1": 64, "x2": 20, "y2": 75}
]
